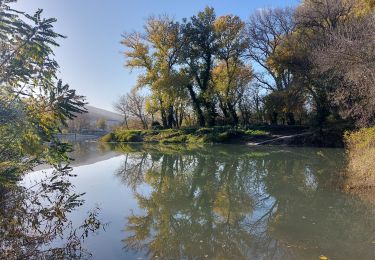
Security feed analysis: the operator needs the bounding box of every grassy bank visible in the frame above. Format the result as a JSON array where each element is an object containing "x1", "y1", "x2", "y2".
[
  {"x1": 344, "y1": 126, "x2": 375, "y2": 190},
  {"x1": 100, "y1": 125, "x2": 347, "y2": 147},
  {"x1": 100, "y1": 127, "x2": 271, "y2": 144}
]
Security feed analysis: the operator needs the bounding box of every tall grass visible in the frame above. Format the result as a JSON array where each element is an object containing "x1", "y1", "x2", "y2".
[{"x1": 344, "y1": 126, "x2": 375, "y2": 189}]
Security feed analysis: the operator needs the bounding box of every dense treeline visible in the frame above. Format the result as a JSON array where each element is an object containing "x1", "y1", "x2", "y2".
[{"x1": 116, "y1": 0, "x2": 375, "y2": 130}]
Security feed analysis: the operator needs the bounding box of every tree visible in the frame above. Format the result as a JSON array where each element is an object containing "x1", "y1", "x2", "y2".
[
  {"x1": 288, "y1": 0, "x2": 375, "y2": 126},
  {"x1": 121, "y1": 7, "x2": 259, "y2": 128},
  {"x1": 213, "y1": 14, "x2": 253, "y2": 125},
  {"x1": 312, "y1": 14, "x2": 375, "y2": 127},
  {"x1": 212, "y1": 62, "x2": 253, "y2": 125},
  {"x1": 96, "y1": 118, "x2": 107, "y2": 131},
  {"x1": 119, "y1": 3, "x2": 375, "y2": 129},
  {"x1": 180, "y1": 7, "x2": 219, "y2": 126},
  {"x1": 122, "y1": 15, "x2": 188, "y2": 129},
  {"x1": 114, "y1": 94, "x2": 130, "y2": 129},
  {"x1": 0, "y1": 2, "x2": 99, "y2": 256},
  {"x1": 246, "y1": 7, "x2": 295, "y2": 92},
  {"x1": 246, "y1": 7, "x2": 301, "y2": 125},
  {"x1": 0, "y1": 0, "x2": 86, "y2": 177},
  {"x1": 238, "y1": 83, "x2": 264, "y2": 125},
  {"x1": 295, "y1": 0, "x2": 355, "y2": 32},
  {"x1": 126, "y1": 91, "x2": 149, "y2": 129},
  {"x1": 67, "y1": 113, "x2": 90, "y2": 132}
]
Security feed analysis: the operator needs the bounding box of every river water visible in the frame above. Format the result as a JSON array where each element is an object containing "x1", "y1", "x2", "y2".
[{"x1": 22, "y1": 142, "x2": 375, "y2": 259}]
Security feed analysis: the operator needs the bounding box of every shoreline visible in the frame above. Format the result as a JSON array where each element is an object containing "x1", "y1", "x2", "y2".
[{"x1": 100, "y1": 126, "x2": 345, "y2": 148}]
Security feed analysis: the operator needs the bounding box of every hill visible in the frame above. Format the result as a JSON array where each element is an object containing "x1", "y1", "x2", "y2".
[{"x1": 86, "y1": 105, "x2": 123, "y2": 122}]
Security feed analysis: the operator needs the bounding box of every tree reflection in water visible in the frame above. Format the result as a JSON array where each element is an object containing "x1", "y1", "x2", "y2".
[
  {"x1": 0, "y1": 165, "x2": 103, "y2": 259},
  {"x1": 116, "y1": 144, "x2": 375, "y2": 260}
]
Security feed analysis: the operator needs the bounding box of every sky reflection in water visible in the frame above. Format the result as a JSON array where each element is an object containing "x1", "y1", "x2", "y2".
[{"x1": 25, "y1": 143, "x2": 375, "y2": 259}]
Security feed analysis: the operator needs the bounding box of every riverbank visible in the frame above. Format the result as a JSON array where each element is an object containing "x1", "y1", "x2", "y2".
[
  {"x1": 100, "y1": 125, "x2": 345, "y2": 147},
  {"x1": 344, "y1": 126, "x2": 375, "y2": 190}
]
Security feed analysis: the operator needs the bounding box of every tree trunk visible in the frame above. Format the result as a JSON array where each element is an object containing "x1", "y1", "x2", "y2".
[
  {"x1": 187, "y1": 84, "x2": 205, "y2": 127},
  {"x1": 270, "y1": 111, "x2": 278, "y2": 125},
  {"x1": 160, "y1": 107, "x2": 168, "y2": 128},
  {"x1": 124, "y1": 115, "x2": 129, "y2": 130},
  {"x1": 141, "y1": 116, "x2": 148, "y2": 129},
  {"x1": 227, "y1": 103, "x2": 238, "y2": 126},
  {"x1": 202, "y1": 100, "x2": 216, "y2": 127},
  {"x1": 167, "y1": 105, "x2": 175, "y2": 129},
  {"x1": 219, "y1": 98, "x2": 229, "y2": 123},
  {"x1": 286, "y1": 112, "x2": 295, "y2": 125}
]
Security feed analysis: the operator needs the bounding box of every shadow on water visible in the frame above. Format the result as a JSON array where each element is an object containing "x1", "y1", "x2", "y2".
[{"x1": 113, "y1": 143, "x2": 375, "y2": 260}]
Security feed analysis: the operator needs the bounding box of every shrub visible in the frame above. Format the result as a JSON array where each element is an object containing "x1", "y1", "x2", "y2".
[
  {"x1": 160, "y1": 135, "x2": 188, "y2": 144},
  {"x1": 196, "y1": 127, "x2": 214, "y2": 135},
  {"x1": 345, "y1": 127, "x2": 375, "y2": 150},
  {"x1": 213, "y1": 125, "x2": 232, "y2": 132},
  {"x1": 344, "y1": 126, "x2": 375, "y2": 189},
  {"x1": 217, "y1": 132, "x2": 230, "y2": 142},
  {"x1": 245, "y1": 129, "x2": 268, "y2": 136},
  {"x1": 115, "y1": 130, "x2": 143, "y2": 142},
  {"x1": 151, "y1": 121, "x2": 163, "y2": 130},
  {"x1": 100, "y1": 133, "x2": 115, "y2": 142}
]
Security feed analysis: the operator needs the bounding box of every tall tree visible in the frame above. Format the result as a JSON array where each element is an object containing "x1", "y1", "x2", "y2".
[
  {"x1": 122, "y1": 15, "x2": 188, "y2": 128},
  {"x1": 213, "y1": 15, "x2": 253, "y2": 125},
  {"x1": 287, "y1": 0, "x2": 368, "y2": 125},
  {"x1": 180, "y1": 7, "x2": 218, "y2": 126},
  {"x1": 126, "y1": 91, "x2": 149, "y2": 129},
  {"x1": 246, "y1": 7, "x2": 295, "y2": 92},
  {"x1": 312, "y1": 14, "x2": 375, "y2": 127},
  {"x1": 114, "y1": 94, "x2": 130, "y2": 129},
  {"x1": 246, "y1": 7, "x2": 300, "y2": 124}
]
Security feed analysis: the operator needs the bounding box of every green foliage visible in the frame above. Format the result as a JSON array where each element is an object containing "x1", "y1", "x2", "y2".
[
  {"x1": 100, "y1": 133, "x2": 115, "y2": 142},
  {"x1": 115, "y1": 130, "x2": 143, "y2": 142},
  {"x1": 196, "y1": 127, "x2": 214, "y2": 135},
  {"x1": 122, "y1": 7, "x2": 255, "y2": 128},
  {"x1": 245, "y1": 129, "x2": 268, "y2": 136},
  {"x1": 103, "y1": 127, "x2": 265, "y2": 144},
  {"x1": 119, "y1": 2, "x2": 375, "y2": 135},
  {"x1": 0, "y1": 1, "x2": 87, "y2": 180},
  {"x1": 151, "y1": 121, "x2": 163, "y2": 130},
  {"x1": 160, "y1": 135, "x2": 188, "y2": 144}
]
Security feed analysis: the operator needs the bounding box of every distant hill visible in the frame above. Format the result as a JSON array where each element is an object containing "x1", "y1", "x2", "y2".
[
  {"x1": 65, "y1": 105, "x2": 123, "y2": 132},
  {"x1": 86, "y1": 105, "x2": 123, "y2": 122}
]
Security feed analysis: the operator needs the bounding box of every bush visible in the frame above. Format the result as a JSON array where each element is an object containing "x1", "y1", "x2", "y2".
[
  {"x1": 100, "y1": 133, "x2": 115, "y2": 142},
  {"x1": 196, "y1": 128, "x2": 214, "y2": 135},
  {"x1": 245, "y1": 129, "x2": 268, "y2": 136},
  {"x1": 217, "y1": 132, "x2": 230, "y2": 142},
  {"x1": 115, "y1": 130, "x2": 143, "y2": 142},
  {"x1": 345, "y1": 127, "x2": 375, "y2": 150},
  {"x1": 344, "y1": 126, "x2": 375, "y2": 189},
  {"x1": 213, "y1": 125, "x2": 232, "y2": 132},
  {"x1": 160, "y1": 135, "x2": 188, "y2": 144},
  {"x1": 151, "y1": 121, "x2": 163, "y2": 130}
]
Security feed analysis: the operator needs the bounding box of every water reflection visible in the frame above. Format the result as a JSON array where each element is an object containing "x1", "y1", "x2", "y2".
[
  {"x1": 115, "y1": 144, "x2": 375, "y2": 259},
  {"x1": 0, "y1": 165, "x2": 104, "y2": 259}
]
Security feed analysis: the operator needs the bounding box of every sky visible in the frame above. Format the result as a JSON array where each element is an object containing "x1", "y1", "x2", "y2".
[{"x1": 13, "y1": 0, "x2": 299, "y2": 112}]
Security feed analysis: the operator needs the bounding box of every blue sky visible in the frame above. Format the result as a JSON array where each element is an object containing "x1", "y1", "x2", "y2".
[{"x1": 13, "y1": 0, "x2": 299, "y2": 111}]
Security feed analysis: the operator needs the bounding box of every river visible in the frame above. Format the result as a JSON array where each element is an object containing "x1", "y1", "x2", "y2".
[{"x1": 20, "y1": 142, "x2": 375, "y2": 259}]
